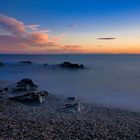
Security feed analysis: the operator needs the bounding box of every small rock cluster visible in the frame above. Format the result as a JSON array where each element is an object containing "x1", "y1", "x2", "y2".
[{"x1": 1, "y1": 78, "x2": 49, "y2": 104}]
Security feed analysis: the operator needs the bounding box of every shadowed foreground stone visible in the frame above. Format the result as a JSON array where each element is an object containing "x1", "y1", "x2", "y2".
[{"x1": 2, "y1": 78, "x2": 49, "y2": 104}]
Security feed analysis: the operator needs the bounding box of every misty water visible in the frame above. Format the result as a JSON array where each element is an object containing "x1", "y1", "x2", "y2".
[{"x1": 0, "y1": 54, "x2": 140, "y2": 112}]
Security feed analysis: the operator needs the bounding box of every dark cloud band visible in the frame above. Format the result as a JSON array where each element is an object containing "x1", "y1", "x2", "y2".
[{"x1": 98, "y1": 38, "x2": 116, "y2": 40}]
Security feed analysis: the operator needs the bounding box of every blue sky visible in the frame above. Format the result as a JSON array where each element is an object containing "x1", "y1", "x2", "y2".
[{"x1": 0, "y1": 0, "x2": 140, "y2": 53}]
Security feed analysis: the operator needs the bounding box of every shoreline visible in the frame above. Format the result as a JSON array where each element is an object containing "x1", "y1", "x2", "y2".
[
  {"x1": 1, "y1": 96, "x2": 140, "y2": 139},
  {"x1": 0, "y1": 81, "x2": 140, "y2": 140},
  {"x1": 0, "y1": 80, "x2": 140, "y2": 139}
]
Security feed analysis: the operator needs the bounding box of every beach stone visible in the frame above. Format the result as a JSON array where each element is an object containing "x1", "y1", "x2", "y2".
[
  {"x1": 0, "y1": 89, "x2": 3, "y2": 92},
  {"x1": 60, "y1": 103, "x2": 81, "y2": 113},
  {"x1": 59, "y1": 62, "x2": 84, "y2": 69},
  {"x1": 4, "y1": 78, "x2": 38, "y2": 93},
  {"x1": 2, "y1": 78, "x2": 49, "y2": 104},
  {"x1": 59, "y1": 97, "x2": 83, "y2": 113},
  {"x1": 10, "y1": 90, "x2": 49, "y2": 103},
  {"x1": 67, "y1": 97, "x2": 77, "y2": 102},
  {"x1": 16, "y1": 78, "x2": 38, "y2": 90}
]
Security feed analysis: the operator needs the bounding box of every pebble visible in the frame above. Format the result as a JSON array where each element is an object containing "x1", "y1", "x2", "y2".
[{"x1": 0, "y1": 96, "x2": 140, "y2": 140}]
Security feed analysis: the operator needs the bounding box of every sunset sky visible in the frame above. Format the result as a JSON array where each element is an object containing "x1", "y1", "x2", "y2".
[{"x1": 0, "y1": 0, "x2": 140, "y2": 54}]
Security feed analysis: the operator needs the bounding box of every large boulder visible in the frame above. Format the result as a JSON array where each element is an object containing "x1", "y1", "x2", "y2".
[
  {"x1": 2, "y1": 78, "x2": 49, "y2": 104},
  {"x1": 59, "y1": 62, "x2": 84, "y2": 69}
]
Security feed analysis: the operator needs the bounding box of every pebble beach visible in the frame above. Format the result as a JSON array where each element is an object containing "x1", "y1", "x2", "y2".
[{"x1": 0, "y1": 80, "x2": 140, "y2": 140}]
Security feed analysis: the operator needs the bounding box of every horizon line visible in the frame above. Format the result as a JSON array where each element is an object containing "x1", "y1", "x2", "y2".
[{"x1": 1, "y1": 53, "x2": 140, "y2": 55}]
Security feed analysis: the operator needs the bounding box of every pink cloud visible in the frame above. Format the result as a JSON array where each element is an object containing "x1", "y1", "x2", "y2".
[
  {"x1": 0, "y1": 15, "x2": 84, "y2": 53},
  {"x1": 0, "y1": 15, "x2": 25, "y2": 35},
  {"x1": 0, "y1": 15, "x2": 59, "y2": 50}
]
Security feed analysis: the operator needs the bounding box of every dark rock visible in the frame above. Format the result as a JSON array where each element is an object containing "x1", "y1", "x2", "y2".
[
  {"x1": 60, "y1": 102, "x2": 81, "y2": 113},
  {"x1": 0, "y1": 62, "x2": 4, "y2": 66},
  {"x1": 59, "y1": 97, "x2": 83, "y2": 113},
  {"x1": 67, "y1": 97, "x2": 77, "y2": 102},
  {"x1": 19, "y1": 61, "x2": 32, "y2": 64},
  {"x1": 43, "y1": 63, "x2": 48, "y2": 66},
  {"x1": 59, "y1": 62, "x2": 84, "y2": 69},
  {"x1": 3, "y1": 78, "x2": 49, "y2": 104},
  {"x1": 4, "y1": 78, "x2": 38, "y2": 93},
  {"x1": 0, "y1": 89, "x2": 3, "y2": 93},
  {"x1": 3, "y1": 87, "x2": 8, "y2": 92},
  {"x1": 10, "y1": 90, "x2": 49, "y2": 103},
  {"x1": 16, "y1": 78, "x2": 38, "y2": 90}
]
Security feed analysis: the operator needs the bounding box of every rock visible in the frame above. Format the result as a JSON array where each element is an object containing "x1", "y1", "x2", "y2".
[
  {"x1": 10, "y1": 90, "x2": 49, "y2": 103},
  {"x1": 61, "y1": 103, "x2": 82, "y2": 113},
  {"x1": 0, "y1": 89, "x2": 3, "y2": 92},
  {"x1": 0, "y1": 89, "x2": 3, "y2": 93},
  {"x1": 2, "y1": 78, "x2": 49, "y2": 104},
  {"x1": 16, "y1": 78, "x2": 38, "y2": 90},
  {"x1": 19, "y1": 61, "x2": 32, "y2": 64},
  {"x1": 59, "y1": 97, "x2": 83, "y2": 113},
  {"x1": 67, "y1": 97, "x2": 77, "y2": 102},
  {"x1": 43, "y1": 63, "x2": 48, "y2": 66},
  {"x1": 59, "y1": 62, "x2": 84, "y2": 69},
  {"x1": 0, "y1": 62, "x2": 4, "y2": 66},
  {"x1": 4, "y1": 78, "x2": 38, "y2": 93}
]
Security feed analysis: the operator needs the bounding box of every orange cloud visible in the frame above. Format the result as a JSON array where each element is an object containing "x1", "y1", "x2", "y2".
[
  {"x1": 0, "y1": 15, "x2": 85, "y2": 53},
  {"x1": 0, "y1": 15, "x2": 61, "y2": 51}
]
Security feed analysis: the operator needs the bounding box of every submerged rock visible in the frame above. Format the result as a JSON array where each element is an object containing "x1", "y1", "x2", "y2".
[
  {"x1": 0, "y1": 62, "x2": 4, "y2": 66},
  {"x1": 59, "y1": 62, "x2": 84, "y2": 69},
  {"x1": 19, "y1": 61, "x2": 32, "y2": 64},
  {"x1": 43, "y1": 63, "x2": 48, "y2": 66},
  {"x1": 2, "y1": 78, "x2": 49, "y2": 104}
]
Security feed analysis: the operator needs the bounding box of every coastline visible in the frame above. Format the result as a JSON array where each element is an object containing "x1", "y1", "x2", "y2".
[{"x1": 0, "y1": 80, "x2": 140, "y2": 140}]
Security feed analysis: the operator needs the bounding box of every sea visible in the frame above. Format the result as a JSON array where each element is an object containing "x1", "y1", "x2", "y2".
[{"x1": 0, "y1": 54, "x2": 140, "y2": 112}]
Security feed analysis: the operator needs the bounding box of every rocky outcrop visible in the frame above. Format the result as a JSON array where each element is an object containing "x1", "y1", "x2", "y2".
[
  {"x1": 59, "y1": 62, "x2": 84, "y2": 69},
  {"x1": 2, "y1": 78, "x2": 49, "y2": 104},
  {"x1": 19, "y1": 61, "x2": 32, "y2": 64}
]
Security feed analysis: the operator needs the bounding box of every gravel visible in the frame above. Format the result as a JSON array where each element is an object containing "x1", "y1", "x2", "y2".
[{"x1": 0, "y1": 94, "x2": 140, "y2": 140}]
